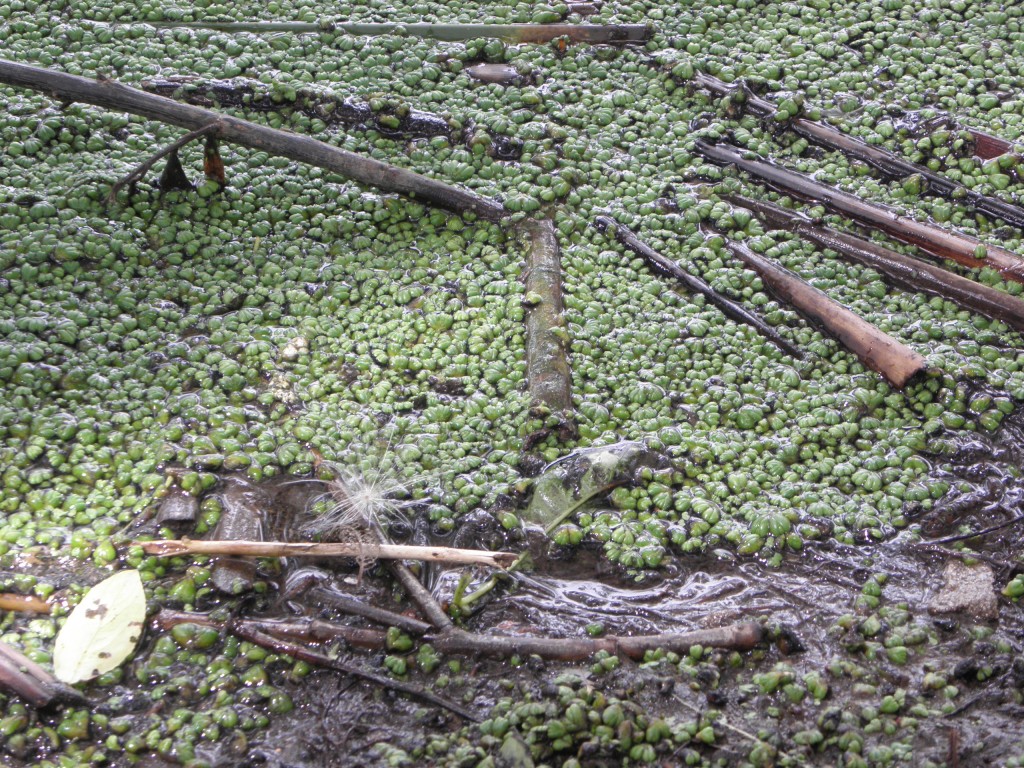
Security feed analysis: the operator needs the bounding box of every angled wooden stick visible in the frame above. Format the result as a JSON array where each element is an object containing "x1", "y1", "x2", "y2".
[
  {"x1": 722, "y1": 237, "x2": 928, "y2": 388},
  {"x1": 692, "y1": 72, "x2": 1024, "y2": 231},
  {"x1": 0, "y1": 59, "x2": 506, "y2": 221},
  {"x1": 725, "y1": 194, "x2": 1024, "y2": 333},
  {"x1": 595, "y1": 215, "x2": 803, "y2": 358},
  {"x1": 136, "y1": 538, "x2": 518, "y2": 569},
  {"x1": 696, "y1": 140, "x2": 1024, "y2": 284}
]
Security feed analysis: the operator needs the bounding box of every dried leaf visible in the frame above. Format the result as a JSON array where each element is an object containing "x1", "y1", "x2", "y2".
[
  {"x1": 524, "y1": 441, "x2": 668, "y2": 532},
  {"x1": 53, "y1": 570, "x2": 146, "y2": 684}
]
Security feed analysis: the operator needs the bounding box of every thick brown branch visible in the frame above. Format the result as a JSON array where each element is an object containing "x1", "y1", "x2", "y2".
[
  {"x1": 696, "y1": 140, "x2": 1024, "y2": 284},
  {"x1": 723, "y1": 238, "x2": 928, "y2": 388},
  {"x1": 726, "y1": 194, "x2": 1024, "y2": 333},
  {"x1": 521, "y1": 219, "x2": 574, "y2": 418},
  {"x1": 0, "y1": 59, "x2": 506, "y2": 221},
  {"x1": 594, "y1": 215, "x2": 803, "y2": 358},
  {"x1": 692, "y1": 72, "x2": 1024, "y2": 231}
]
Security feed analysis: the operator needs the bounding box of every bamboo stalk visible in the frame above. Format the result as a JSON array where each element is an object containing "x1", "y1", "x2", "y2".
[
  {"x1": 692, "y1": 72, "x2": 1024, "y2": 231},
  {"x1": 594, "y1": 215, "x2": 803, "y2": 358},
  {"x1": 725, "y1": 194, "x2": 1024, "y2": 333},
  {"x1": 0, "y1": 59, "x2": 506, "y2": 221},
  {"x1": 722, "y1": 238, "x2": 928, "y2": 388},
  {"x1": 136, "y1": 538, "x2": 518, "y2": 568},
  {"x1": 696, "y1": 140, "x2": 1024, "y2": 284},
  {"x1": 141, "y1": 21, "x2": 653, "y2": 44}
]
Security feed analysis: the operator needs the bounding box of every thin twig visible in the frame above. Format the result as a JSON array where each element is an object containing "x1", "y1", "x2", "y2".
[
  {"x1": 927, "y1": 513, "x2": 1024, "y2": 545},
  {"x1": 595, "y1": 215, "x2": 803, "y2": 358},
  {"x1": 107, "y1": 123, "x2": 220, "y2": 201},
  {"x1": 309, "y1": 586, "x2": 433, "y2": 635},
  {"x1": 136, "y1": 539, "x2": 517, "y2": 568}
]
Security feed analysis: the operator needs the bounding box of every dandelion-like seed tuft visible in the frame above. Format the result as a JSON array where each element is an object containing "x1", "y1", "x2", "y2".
[{"x1": 304, "y1": 460, "x2": 414, "y2": 536}]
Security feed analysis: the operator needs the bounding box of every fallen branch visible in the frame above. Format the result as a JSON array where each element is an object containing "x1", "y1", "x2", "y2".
[
  {"x1": 154, "y1": 609, "x2": 387, "y2": 650},
  {"x1": 308, "y1": 585, "x2": 433, "y2": 636},
  {"x1": 427, "y1": 622, "x2": 763, "y2": 661},
  {"x1": 0, "y1": 641, "x2": 84, "y2": 708},
  {"x1": 141, "y1": 21, "x2": 653, "y2": 45},
  {"x1": 151, "y1": 610, "x2": 478, "y2": 721},
  {"x1": 722, "y1": 238, "x2": 928, "y2": 388},
  {"x1": 696, "y1": 140, "x2": 1024, "y2": 284},
  {"x1": 0, "y1": 593, "x2": 52, "y2": 614},
  {"x1": 137, "y1": 538, "x2": 518, "y2": 568},
  {"x1": 107, "y1": 122, "x2": 220, "y2": 201},
  {"x1": 521, "y1": 219, "x2": 575, "y2": 420},
  {"x1": 692, "y1": 72, "x2": 1024, "y2": 231},
  {"x1": 725, "y1": 194, "x2": 1024, "y2": 333},
  {"x1": 594, "y1": 215, "x2": 803, "y2": 358},
  {"x1": 0, "y1": 59, "x2": 506, "y2": 221}
]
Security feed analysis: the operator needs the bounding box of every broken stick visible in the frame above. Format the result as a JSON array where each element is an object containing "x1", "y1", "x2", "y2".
[
  {"x1": 725, "y1": 194, "x2": 1024, "y2": 333},
  {"x1": 722, "y1": 237, "x2": 928, "y2": 388},
  {"x1": 521, "y1": 219, "x2": 575, "y2": 419},
  {"x1": 594, "y1": 215, "x2": 803, "y2": 358},
  {"x1": 696, "y1": 140, "x2": 1024, "y2": 284},
  {"x1": 692, "y1": 72, "x2": 1024, "y2": 231},
  {"x1": 0, "y1": 59, "x2": 506, "y2": 221},
  {"x1": 107, "y1": 122, "x2": 220, "y2": 200},
  {"x1": 428, "y1": 622, "x2": 763, "y2": 661},
  {"x1": 137, "y1": 538, "x2": 518, "y2": 568}
]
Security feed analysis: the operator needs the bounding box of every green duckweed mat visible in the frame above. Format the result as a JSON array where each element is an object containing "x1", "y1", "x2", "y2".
[{"x1": 2, "y1": 0, "x2": 1024, "y2": 765}]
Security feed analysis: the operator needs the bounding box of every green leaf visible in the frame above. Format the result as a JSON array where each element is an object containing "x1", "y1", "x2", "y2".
[{"x1": 53, "y1": 570, "x2": 146, "y2": 684}]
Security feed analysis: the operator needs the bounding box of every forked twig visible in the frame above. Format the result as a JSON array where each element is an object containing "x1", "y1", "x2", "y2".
[{"x1": 107, "y1": 123, "x2": 220, "y2": 201}]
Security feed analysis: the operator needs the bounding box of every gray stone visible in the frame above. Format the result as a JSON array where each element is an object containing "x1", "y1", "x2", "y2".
[{"x1": 928, "y1": 561, "x2": 998, "y2": 620}]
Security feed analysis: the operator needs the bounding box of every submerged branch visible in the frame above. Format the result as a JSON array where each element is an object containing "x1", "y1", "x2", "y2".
[
  {"x1": 723, "y1": 238, "x2": 928, "y2": 388},
  {"x1": 692, "y1": 72, "x2": 1024, "y2": 231},
  {"x1": 428, "y1": 622, "x2": 764, "y2": 661},
  {"x1": 141, "y1": 21, "x2": 653, "y2": 45},
  {"x1": 0, "y1": 641, "x2": 84, "y2": 708},
  {"x1": 137, "y1": 538, "x2": 518, "y2": 568},
  {"x1": 726, "y1": 194, "x2": 1024, "y2": 333},
  {"x1": 521, "y1": 219, "x2": 575, "y2": 420},
  {"x1": 0, "y1": 59, "x2": 506, "y2": 221},
  {"x1": 594, "y1": 215, "x2": 803, "y2": 358},
  {"x1": 696, "y1": 140, "x2": 1024, "y2": 284},
  {"x1": 151, "y1": 610, "x2": 477, "y2": 720}
]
